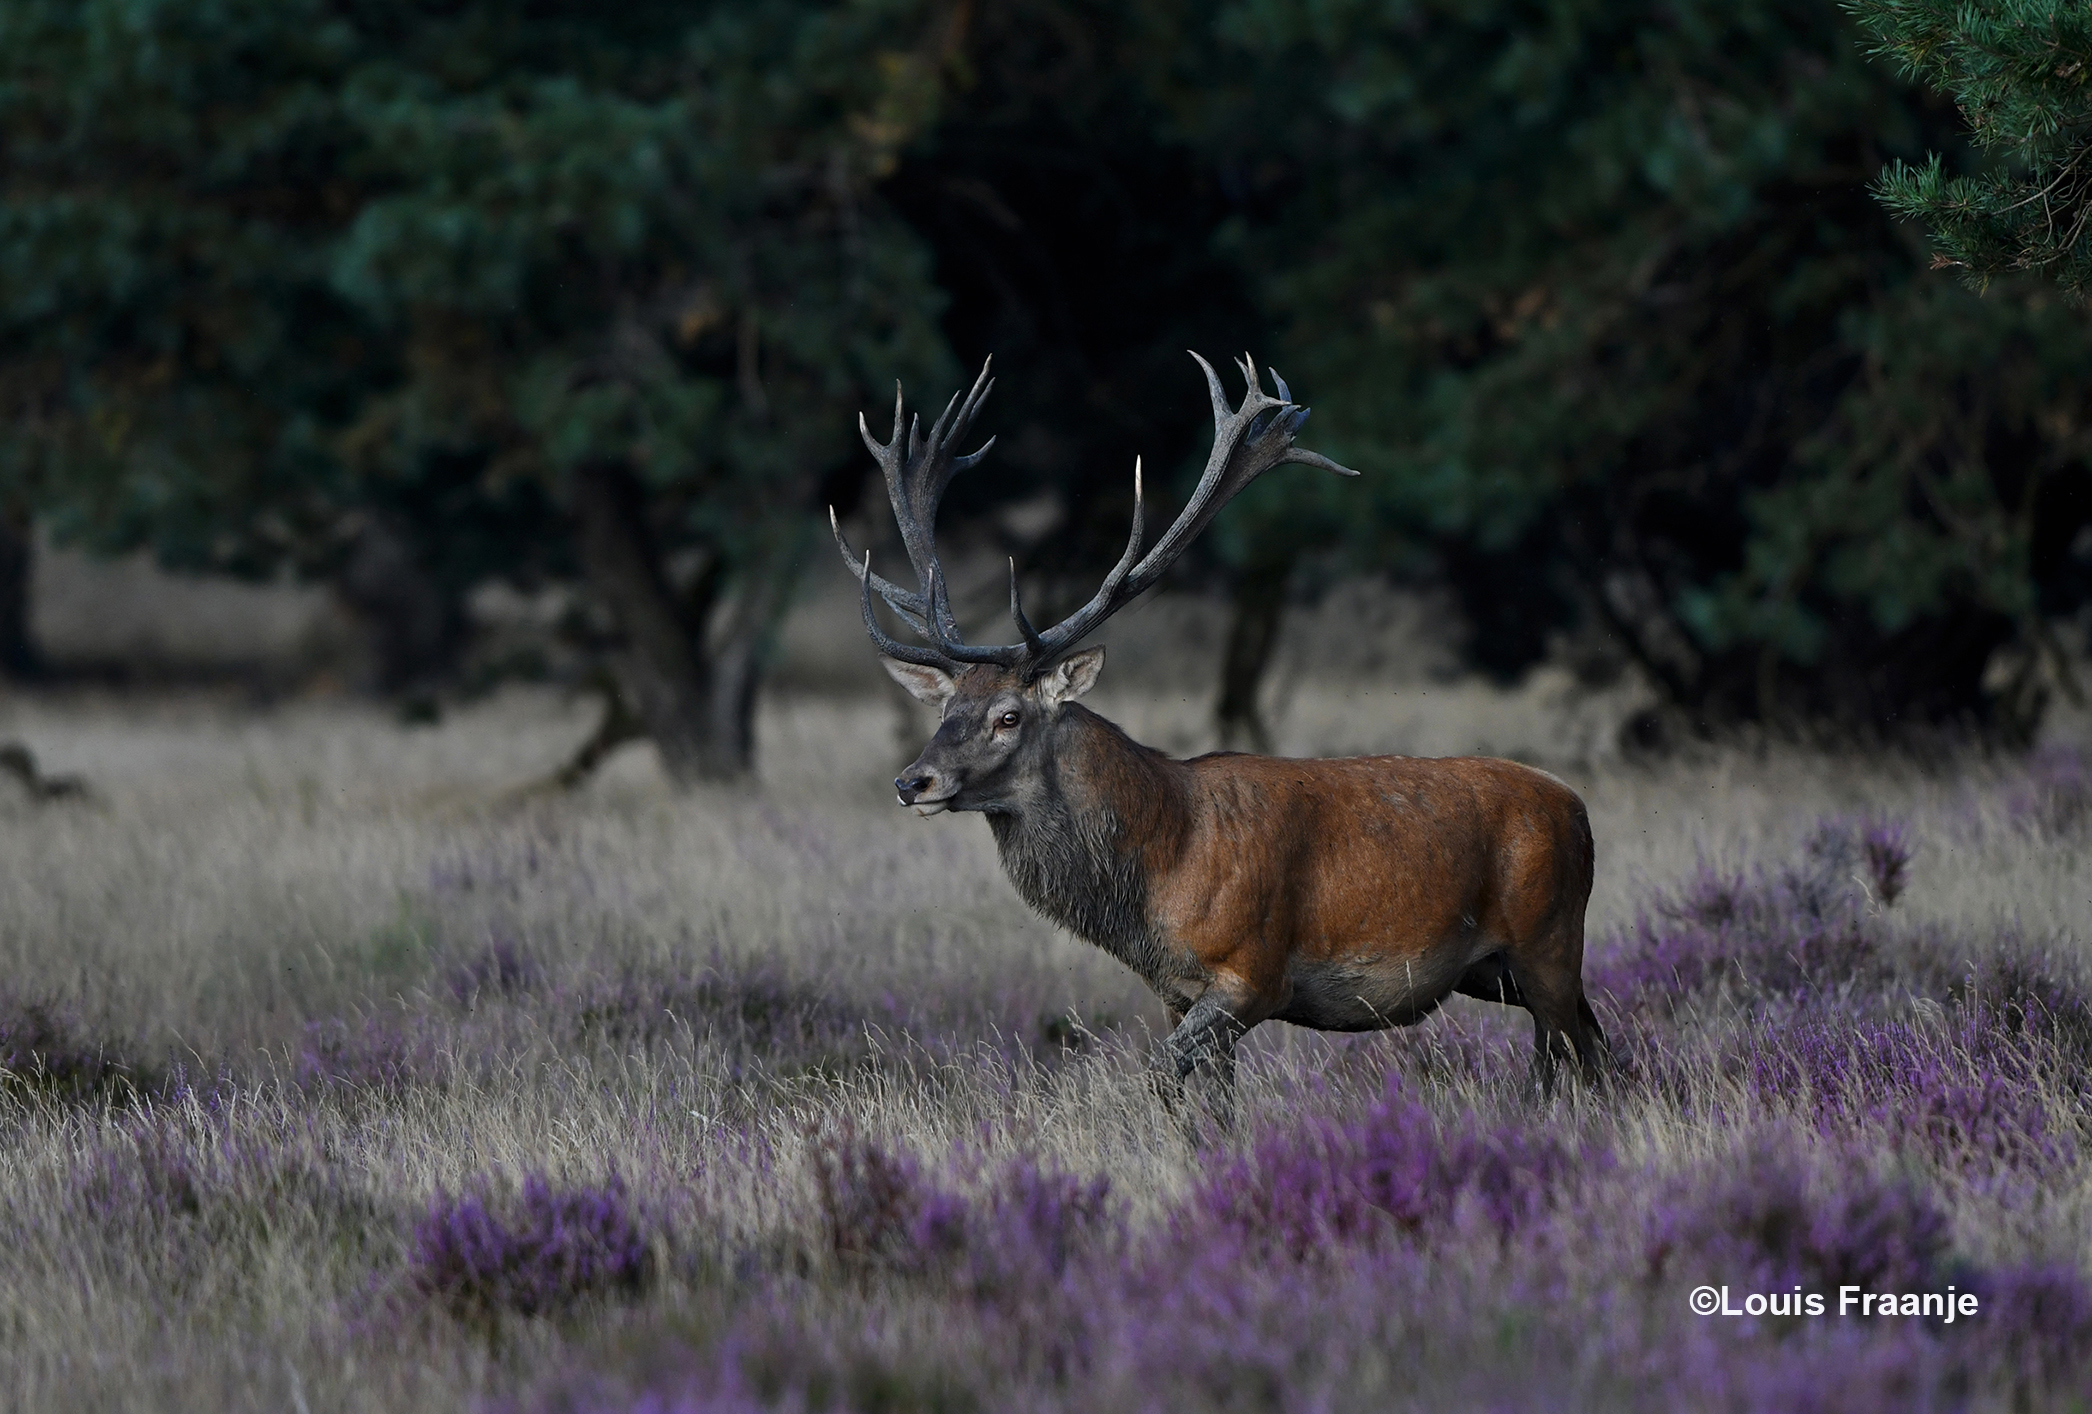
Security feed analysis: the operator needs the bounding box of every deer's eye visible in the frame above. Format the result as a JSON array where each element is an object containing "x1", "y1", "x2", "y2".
[{"x1": 997, "y1": 711, "x2": 1021, "y2": 729}]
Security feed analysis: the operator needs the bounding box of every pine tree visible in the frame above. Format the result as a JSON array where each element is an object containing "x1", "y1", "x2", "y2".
[
  {"x1": 1857, "y1": 0, "x2": 2092, "y2": 293},
  {"x1": 0, "y1": 0, "x2": 956, "y2": 778},
  {"x1": 1154, "y1": 0, "x2": 2092, "y2": 738}
]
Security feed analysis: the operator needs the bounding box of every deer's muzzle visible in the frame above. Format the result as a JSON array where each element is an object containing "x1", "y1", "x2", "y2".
[{"x1": 895, "y1": 771, "x2": 955, "y2": 815}]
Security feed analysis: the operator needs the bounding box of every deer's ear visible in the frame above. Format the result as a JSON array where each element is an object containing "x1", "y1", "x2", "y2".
[
  {"x1": 1040, "y1": 646, "x2": 1105, "y2": 707},
  {"x1": 883, "y1": 657, "x2": 957, "y2": 708}
]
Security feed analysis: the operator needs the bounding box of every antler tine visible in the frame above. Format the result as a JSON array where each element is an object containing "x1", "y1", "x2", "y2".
[
  {"x1": 1195, "y1": 349, "x2": 1231, "y2": 423},
  {"x1": 1237, "y1": 352, "x2": 1263, "y2": 399},
  {"x1": 1024, "y1": 458, "x2": 1145, "y2": 660},
  {"x1": 858, "y1": 407, "x2": 892, "y2": 466},
  {"x1": 1008, "y1": 558, "x2": 1047, "y2": 658},
  {"x1": 1010, "y1": 458, "x2": 1144, "y2": 663},
  {"x1": 924, "y1": 364, "x2": 984, "y2": 462},
  {"x1": 915, "y1": 359, "x2": 990, "y2": 464},
  {"x1": 843, "y1": 357, "x2": 1031, "y2": 669},
  {"x1": 1281, "y1": 446, "x2": 1360, "y2": 477},
  {"x1": 849, "y1": 393, "x2": 950, "y2": 634},
  {"x1": 843, "y1": 392, "x2": 937, "y2": 630},
  {"x1": 949, "y1": 435, "x2": 997, "y2": 476},
  {"x1": 874, "y1": 359, "x2": 996, "y2": 642},
  {"x1": 846, "y1": 352, "x2": 1348, "y2": 676},
  {"x1": 858, "y1": 553, "x2": 955, "y2": 669},
  {"x1": 830, "y1": 507, "x2": 930, "y2": 633},
  {"x1": 1113, "y1": 455, "x2": 1147, "y2": 591},
  {"x1": 931, "y1": 361, "x2": 996, "y2": 490},
  {"x1": 1120, "y1": 350, "x2": 1356, "y2": 587},
  {"x1": 924, "y1": 559, "x2": 1024, "y2": 667},
  {"x1": 933, "y1": 410, "x2": 995, "y2": 505},
  {"x1": 1020, "y1": 354, "x2": 1355, "y2": 667}
]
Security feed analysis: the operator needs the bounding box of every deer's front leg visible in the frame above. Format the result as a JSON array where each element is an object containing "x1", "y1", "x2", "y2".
[
  {"x1": 1154, "y1": 1003, "x2": 1190, "y2": 1117},
  {"x1": 1163, "y1": 988, "x2": 1255, "y2": 1138}
]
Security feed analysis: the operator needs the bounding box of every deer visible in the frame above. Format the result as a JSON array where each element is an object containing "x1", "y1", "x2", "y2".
[{"x1": 832, "y1": 353, "x2": 1609, "y2": 1123}]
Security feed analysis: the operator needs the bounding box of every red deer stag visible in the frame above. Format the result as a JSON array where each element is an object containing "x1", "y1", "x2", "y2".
[{"x1": 833, "y1": 354, "x2": 1608, "y2": 1115}]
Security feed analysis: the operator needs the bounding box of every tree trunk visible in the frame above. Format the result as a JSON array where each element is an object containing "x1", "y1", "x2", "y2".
[
  {"x1": 335, "y1": 513, "x2": 465, "y2": 695},
  {"x1": 1215, "y1": 553, "x2": 1293, "y2": 752},
  {"x1": 540, "y1": 670, "x2": 641, "y2": 789},
  {"x1": 569, "y1": 460, "x2": 777, "y2": 784},
  {"x1": 0, "y1": 505, "x2": 39, "y2": 681},
  {"x1": 702, "y1": 551, "x2": 791, "y2": 775}
]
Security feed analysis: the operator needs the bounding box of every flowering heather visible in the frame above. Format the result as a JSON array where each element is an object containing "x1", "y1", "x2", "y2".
[
  {"x1": 812, "y1": 1134, "x2": 958, "y2": 1272},
  {"x1": 809, "y1": 1134, "x2": 1118, "y2": 1293},
  {"x1": 1192, "y1": 1077, "x2": 1581, "y2": 1261},
  {"x1": 447, "y1": 934, "x2": 544, "y2": 1005},
  {"x1": 1967, "y1": 1264, "x2": 2092, "y2": 1391},
  {"x1": 1857, "y1": 819, "x2": 1913, "y2": 906},
  {"x1": 1733, "y1": 1007, "x2": 2074, "y2": 1172},
  {"x1": 4, "y1": 695, "x2": 2091, "y2": 1412},
  {"x1": 1591, "y1": 825, "x2": 1890, "y2": 1009},
  {"x1": 1644, "y1": 1139, "x2": 1948, "y2": 1293},
  {"x1": 1801, "y1": 814, "x2": 1914, "y2": 910},
  {"x1": 567, "y1": 965, "x2": 857, "y2": 1056},
  {"x1": 0, "y1": 991, "x2": 151, "y2": 1103},
  {"x1": 2001, "y1": 745, "x2": 2092, "y2": 836},
  {"x1": 410, "y1": 1173, "x2": 653, "y2": 1320},
  {"x1": 970, "y1": 1161, "x2": 1119, "y2": 1293},
  {"x1": 292, "y1": 1012, "x2": 445, "y2": 1093}
]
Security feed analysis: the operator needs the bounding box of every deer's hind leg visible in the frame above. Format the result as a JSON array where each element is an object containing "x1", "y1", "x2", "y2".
[
  {"x1": 1459, "y1": 949, "x2": 1605, "y2": 1091},
  {"x1": 1503, "y1": 929, "x2": 1608, "y2": 1099},
  {"x1": 1453, "y1": 953, "x2": 1527, "y2": 1008}
]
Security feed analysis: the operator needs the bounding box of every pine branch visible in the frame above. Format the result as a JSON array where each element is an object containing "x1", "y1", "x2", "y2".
[{"x1": 1853, "y1": 0, "x2": 2092, "y2": 294}]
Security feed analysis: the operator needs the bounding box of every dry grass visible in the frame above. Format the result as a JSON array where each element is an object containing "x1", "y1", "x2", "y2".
[{"x1": 0, "y1": 676, "x2": 2087, "y2": 1411}]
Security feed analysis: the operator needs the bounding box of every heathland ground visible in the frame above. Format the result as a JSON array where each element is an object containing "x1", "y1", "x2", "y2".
[{"x1": 2, "y1": 619, "x2": 2090, "y2": 1410}]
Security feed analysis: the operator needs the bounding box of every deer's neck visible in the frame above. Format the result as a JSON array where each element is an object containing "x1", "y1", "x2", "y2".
[{"x1": 986, "y1": 706, "x2": 1189, "y2": 983}]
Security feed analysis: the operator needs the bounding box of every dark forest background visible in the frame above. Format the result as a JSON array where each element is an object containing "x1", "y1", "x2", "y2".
[{"x1": 4, "y1": 0, "x2": 2091, "y2": 779}]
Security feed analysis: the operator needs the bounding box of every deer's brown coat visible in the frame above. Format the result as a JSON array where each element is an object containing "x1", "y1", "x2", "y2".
[
  {"x1": 993, "y1": 698, "x2": 1600, "y2": 1074},
  {"x1": 846, "y1": 351, "x2": 1607, "y2": 1104}
]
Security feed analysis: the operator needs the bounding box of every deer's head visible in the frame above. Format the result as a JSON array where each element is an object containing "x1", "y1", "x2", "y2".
[
  {"x1": 835, "y1": 352, "x2": 1353, "y2": 813},
  {"x1": 879, "y1": 650, "x2": 1104, "y2": 815}
]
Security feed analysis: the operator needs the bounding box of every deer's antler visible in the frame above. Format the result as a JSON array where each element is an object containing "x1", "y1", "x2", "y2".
[
  {"x1": 831, "y1": 358, "x2": 1023, "y2": 669},
  {"x1": 837, "y1": 352, "x2": 1356, "y2": 676}
]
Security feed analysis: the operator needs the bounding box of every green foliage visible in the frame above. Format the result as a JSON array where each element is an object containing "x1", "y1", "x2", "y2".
[
  {"x1": 1856, "y1": 0, "x2": 2092, "y2": 293},
  {"x1": 0, "y1": 0, "x2": 956, "y2": 593},
  {"x1": 1147, "y1": 0, "x2": 2092, "y2": 731},
  {"x1": 0, "y1": 0, "x2": 370, "y2": 574},
  {"x1": 5, "y1": 0, "x2": 2088, "y2": 739}
]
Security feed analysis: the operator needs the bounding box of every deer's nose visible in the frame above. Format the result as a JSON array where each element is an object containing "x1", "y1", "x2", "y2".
[{"x1": 895, "y1": 773, "x2": 935, "y2": 805}]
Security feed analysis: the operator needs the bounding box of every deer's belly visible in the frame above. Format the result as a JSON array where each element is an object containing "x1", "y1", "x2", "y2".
[{"x1": 1275, "y1": 951, "x2": 1475, "y2": 1031}]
